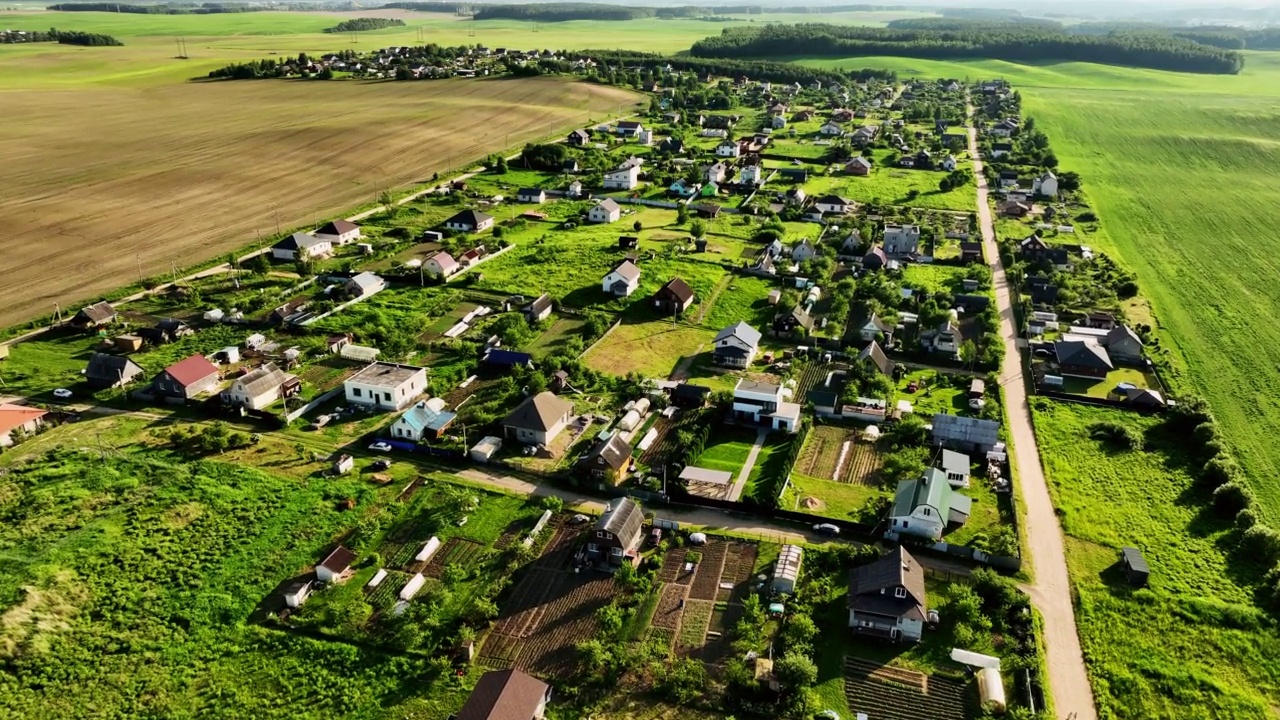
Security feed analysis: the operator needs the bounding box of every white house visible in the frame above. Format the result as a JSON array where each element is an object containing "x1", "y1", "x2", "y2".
[
  {"x1": 223, "y1": 362, "x2": 298, "y2": 410},
  {"x1": 345, "y1": 272, "x2": 386, "y2": 298},
  {"x1": 424, "y1": 252, "x2": 460, "y2": 278},
  {"x1": 315, "y1": 546, "x2": 355, "y2": 583},
  {"x1": 444, "y1": 209, "x2": 494, "y2": 233},
  {"x1": 1033, "y1": 171, "x2": 1059, "y2": 197},
  {"x1": 740, "y1": 164, "x2": 764, "y2": 185},
  {"x1": 770, "y1": 114, "x2": 788, "y2": 129},
  {"x1": 602, "y1": 260, "x2": 640, "y2": 297},
  {"x1": 939, "y1": 449, "x2": 971, "y2": 488},
  {"x1": 941, "y1": 155, "x2": 959, "y2": 171},
  {"x1": 704, "y1": 162, "x2": 728, "y2": 184},
  {"x1": 819, "y1": 122, "x2": 844, "y2": 136},
  {"x1": 791, "y1": 239, "x2": 818, "y2": 264},
  {"x1": 390, "y1": 397, "x2": 457, "y2": 442},
  {"x1": 883, "y1": 223, "x2": 922, "y2": 255},
  {"x1": 516, "y1": 188, "x2": 546, "y2": 204},
  {"x1": 503, "y1": 391, "x2": 574, "y2": 447},
  {"x1": 715, "y1": 139, "x2": 740, "y2": 158},
  {"x1": 921, "y1": 321, "x2": 961, "y2": 356},
  {"x1": 0, "y1": 404, "x2": 47, "y2": 448},
  {"x1": 731, "y1": 378, "x2": 800, "y2": 433},
  {"x1": 814, "y1": 195, "x2": 851, "y2": 215},
  {"x1": 712, "y1": 321, "x2": 762, "y2": 369},
  {"x1": 890, "y1": 469, "x2": 972, "y2": 540},
  {"x1": 616, "y1": 120, "x2": 644, "y2": 138},
  {"x1": 314, "y1": 219, "x2": 361, "y2": 245},
  {"x1": 343, "y1": 362, "x2": 428, "y2": 411},
  {"x1": 567, "y1": 180, "x2": 584, "y2": 198},
  {"x1": 588, "y1": 198, "x2": 622, "y2": 224},
  {"x1": 284, "y1": 581, "x2": 312, "y2": 608},
  {"x1": 847, "y1": 546, "x2": 927, "y2": 643},
  {"x1": 603, "y1": 165, "x2": 640, "y2": 190},
  {"x1": 271, "y1": 232, "x2": 332, "y2": 262}
]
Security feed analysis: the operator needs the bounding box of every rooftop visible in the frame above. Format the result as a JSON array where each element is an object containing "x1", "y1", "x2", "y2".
[{"x1": 347, "y1": 362, "x2": 426, "y2": 389}]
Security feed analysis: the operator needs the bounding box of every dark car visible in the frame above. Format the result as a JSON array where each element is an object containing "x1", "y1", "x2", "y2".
[{"x1": 813, "y1": 523, "x2": 841, "y2": 537}]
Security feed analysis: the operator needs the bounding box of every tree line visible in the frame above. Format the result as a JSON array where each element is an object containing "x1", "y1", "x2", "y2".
[
  {"x1": 323, "y1": 17, "x2": 405, "y2": 33},
  {"x1": 689, "y1": 23, "x2": 1244, "y2": 75},
  {"x1": 46, "y1": 2, "x2": 281, "y2": 13},
  {"x1": 581, "y1": 50, "x2": 893, "y2": 86},
  {"x1": 1, "y1": 27, "x2": 122, "y2": 45}
]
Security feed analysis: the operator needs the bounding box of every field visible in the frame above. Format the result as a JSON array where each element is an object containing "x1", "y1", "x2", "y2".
[
  {"x1": 1033, "y1": 401, "x2": 1280, "y2": 718},
  {"x1": 584, "y1": 320, "x2": 717, "y2": 380},
  {"x1": 842, "y1": 657, "x2": 975, "y2": 720},
  {"x1": 794, "y1": 425, "x2": 884, "y2": 485}
]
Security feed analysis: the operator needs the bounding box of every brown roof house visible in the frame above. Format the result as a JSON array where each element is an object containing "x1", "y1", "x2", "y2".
[
  {"x1": 451, "y1": 668, "x2": 551, "y2": 720},
  {"x1": 315, "y1": 545, "x2": 356, "y2": 583},
  {"x1": 153, "y1": 355, "x2": 221, "y2": 401},
  {"x1": 502, "y1": 391, "x2": 574, "y2": 448},
  {"x1": 71, "y1": 301, "x2": 117, "y2": 330},
  {"x1": 575, "y1": 431, "x2": 632, "y2": 485},
  {"x1": 847, "y1": 546, "x2": 927, "y2": 642},
  {"x1": 585, "y1": 497, "x2": 645, "y2": 570},
  {"x1": 653, "y1": 277, "x2": 695, "y2": 316}
]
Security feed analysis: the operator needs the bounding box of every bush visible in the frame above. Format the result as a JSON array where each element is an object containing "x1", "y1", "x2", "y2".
[
  {"x1": 1236, "y1": 507, "x2": 1259, "y2": 529},
  {"x1": 1241, "y1": 524, "x2": 1280, "y2": 566},
  {"x1": 1193, "y1": 421, "x2": 1219, "y2": 446},
  {"x1": 1088, "y1": 421, "x2": 1144, "y2": 451},
  {"x1": 1199, "y1": 454, "x2": 1240, "y2": 490},
  {"x1": 1212, "y1": 481, "x2": 1252, "y2": 517}
]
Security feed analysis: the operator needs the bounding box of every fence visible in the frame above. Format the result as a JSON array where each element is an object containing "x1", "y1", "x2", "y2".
[{"x1": 284, "y1": 386, "x2": 344, "y2": 424}]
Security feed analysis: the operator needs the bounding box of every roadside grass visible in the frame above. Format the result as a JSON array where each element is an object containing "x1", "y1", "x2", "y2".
[{"x1": 1033, "y1": 400, "x2": 1280, "y2": 717}]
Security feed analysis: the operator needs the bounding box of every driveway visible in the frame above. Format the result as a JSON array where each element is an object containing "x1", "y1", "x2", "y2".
[{"x1": 967, "y1": 111, "x2": 1098, "y2": 719}]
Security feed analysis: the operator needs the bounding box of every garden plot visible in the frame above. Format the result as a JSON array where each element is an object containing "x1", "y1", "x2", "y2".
[
  {"x1": 421, "y1": 538, "x2": 486, "y2": 577},
  {"x1": 843, "y1": 657, "x2": 976, "y2": 720},
  {"x1": 651, "y1": 583, "x2": 689, "y2": 631},
  {"x1": 481, "y1": 570, "x2": 618, "y2": 675},
  {"x1": 796, "y1": 426, "x2": 885, "y2": 485}
]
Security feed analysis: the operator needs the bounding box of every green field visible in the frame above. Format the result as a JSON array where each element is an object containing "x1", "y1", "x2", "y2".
[{"x1": 1033, "y1": 401, "x2": 1280, "y2": 718}]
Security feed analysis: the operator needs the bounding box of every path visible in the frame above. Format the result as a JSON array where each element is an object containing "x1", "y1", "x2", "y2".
[
  {"x1": 727, "y1": 428, "x2": 769, "y2": 502},
  {"x1": 967, "y1": 106, "x2": 1098, "y2": 720}
]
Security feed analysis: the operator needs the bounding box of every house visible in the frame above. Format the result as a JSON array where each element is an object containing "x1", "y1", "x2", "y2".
[
  {"x1": 932, "y1": 413, "x2": 999, "y2": 453},
  {"x1": 425, "y1": 252, "x2": 460, "y2": 278},
  {"x1": 773, "y1": 306, "x2": 814, "y2": 339},
  {"x1": 857, "y1": 340, "x2": 895, "y2": 376},
  {"x1": 779, "y1": 168, "x2": 808, "y2": 183},
  {"x1": 484, "y1": 348, "x2": 533, "y2": 370},
  {"x1": 517, "y1": 188, "x2": 546, "y2": 204},
  {"x1": 713, "y1": 321, "x2": 762, "y2": 369},
  {"x1": 444, "y1": 209, "x2": 495, "y2": 234},
  {"x1": 890, "y1": 468, "x2": 973, "y2": 540},
  {"x1": 998, "y1": 200, "x2": 1031, "y2": 218},
  {"x1": 921, "y1": 321, "x2": 961, "y2": 356},
  {"x1": 1055, "y1": 340, "x2": 1113, "y2": 379},
  {"x1": 524, "y1": 293, "x2": 553, "y2": 323},
  {"x1": 71, "y1": 301, "x2": 117, "y2": 330},
  {"x1": 670, "y1": 382, "x2": 711, "y2": 408},
  {"x1": 732, "y1": 378, "x2": 801, "y2": 433},
  {"x1": 791, "y1": 239, "x2": 818, "y2": 263},
  {"x1": 617, "y1": 235, "x2": 639, "y2": 250},
  {"x1": 814, "y1": 195, "x2": 851, "y2": 216},
  {"x1": 271, "y1": 232, "x2": 332, "y2": 262},
  {"x1": 667, "y1": 179, "x2": 700, "y2": 198},
  {"x1": 1018, "y1": 235, "x2": 1069, "y2": 267},
  {"x1": 567, "y1": 129, "x2": 590, "y2": 146},
  {"x1": 153, "y1": 355, "x2": 221, "y2": 400},
  {"x1": 862, "y1": 246, "x2": 889, "y2": 272},
  {"x1": 1033, "y1": 171, "x2": 1059, "y2": 197},
  {"x1": 654, "y1": 277, "x2": 695, "y2": 315},
  {"x1": 784, "y1": 187, "x2": 807, "y2": 207},
  {"x1": 703, "y1": 162, "x2": 728, "y2": 184},
  {"x1": 694, "y1": 202, "x2": 721, "y2": 219},
  {"x1": 715, "y1": 139, "x2": 740, "y2": 158},
  {"x1": 1083, "y1": 311, "x2": 1117, "y2": 330},
  {"x1": 819, "y1": 122, "x2": 843, "y2": 136},
  {"x1": 84, "y1": 352, "x2": 145, "y2": 389},
  {"x1": 0, "y1": 404, "x2": 47, "y2": 448},
  {"x1": 847, "y1": 546, "x2": 928, "y2": 642},
  {"x1": 656, "y1": 137, "x2": 684, "y2": 154},
  {"x1": 588, "y1": 198, "x2": 622, "y2": 224},
  {"x1": 616, "y1": 120, "x2": 644, "y2": 138},
  {"x1": 343, "y1": 362, "x2": 428, "y2": 411},
  {"x1": 1107, "y1": 325, "x2": 1144, "y2": 362},
  {"x1": 792, "y1": 109, "x2": 814, "y2": 122},
  {"x1": 990, "y1": 142, "x2": 1013, "y2": 158},
  {"x1": 576, "y1": 431, "x2": 632, "y2": 485},
  {"x1": 883, "y1": 224, "x2": 921, "y2": 256},
  {"x1": 314, "y1": 219, "x2": 361, "y2": 245},
  {"x1": 283, "y1": 581, "x2": 312, "y2": 609},
  {"x1": 562, "y1": 159, "x2": 581, "y2": 174},
  {"x1": 991, "y1": 118, "x2": 1019, "y2": 137},
  {"x1": 603, "y1": 165, "x2": 640, "y2": 191},
  {"x1": 1029, "y1": 283, "x2": 1059, "y2": 306},
  {"x1": 941, "y1": 155, "x2": 959, "y2": 171},
  {"x1": 585, "y1": 498, "x2": 645, "y2": 568},
  {"x1": 846, "y1": 156, "x2": 873, "y2": 176},
  {"x1": 391, "y1": 397, "x2": 457, "y2": 441},
  {"x1": 848, "y1": 310, "x2": 892, "y2": 344},
  {"x1": 939, "y1": 449, "x2": 971, "y2": 488},
  {"x1": 224, "y1": 362, "x2": 299, "y2": 410},
  {"x1": 602, "y1": 260, "x2": 640, "y2": 297},
  {"x1": 315, "y1": 545, "x2": 356, "y2": 583},
  {"x1": 770, "y1": 114, "x2": 788, "y2": 129},
  {"x1": 1122, "y1": 387, "x2": 1166, "y2": 410},
  {"x1": 503, "y1": 391, "x2": 574, "y2": 447},
  {"x1": 452, "y1": 668, "x2": 551, "y2": 720},
  {"x1": 345, "y1": 272, "x2": 386, "y2": 299},
  {"x1": 703, "y1": 114, "x2": 738, "y2": 130},
  {"x1": 960, "y1": 243, "x2": 984, "y2": 264}
]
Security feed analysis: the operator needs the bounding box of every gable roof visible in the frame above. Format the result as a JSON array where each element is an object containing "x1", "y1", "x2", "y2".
[
  {"x1": 446, "y1": 209, "x2": 494, "y2": 228},
  {"x1": 429, "y1": 252, "x2": 460, "y2": 273},
  {"x1": 503, "y1": 391, "x2": 574, "y2": 432},
  {"x1": 315, "y1": 219, "x2": 358, "y2": 236},
  {"x1": 594, "y1": 198, "x2": 620, "y2": 213},
  {"x1": 847, "y1": 545, "x2": 926, "y2": 622},
  {"x1": 234, "y1": 362, "x2": 294, "y2": 398},
  {"x1": 893, "y1": 468, "x2": 972, "y2": 522},
  {"x1": 319, "y1": 545, "x2": 356, "y2": 574},
  {"x1": 714, "y1": 321, "x2": 761, "y2": 348},
  {"x1": 274, "y1": 232, "x2": 325, "y2": 251},
  {"x1": 75, "y1": 301, "x2": 116, "y2": 324},
  {"x1": 581, "y1": 431, "x2": 631, "y2": 472},
  {"x1": 84, "y1": 352, "x2": 144, "y2": 383},
  {"x1": 0, "y1": 403, "x2": 48, "y2": 437},
  {"x1": 597, "y1": 497, "x2": 645, "y2": 547},
  {"x1": 484, "y1": 348, "x2": 533, "y2": 367},
  {"x1": 658, "y1": 277, "x2": 694, "y2": 303},
  {"x1": 524, "y1": 293, "x2": 553, "y2": 316},
  {"x1": 858, "y1": 341, "x2": 894, "y2": 376},
  {"x1": 454, "y1": 669, "x2": 550, "y2": 720},
  {"x1": 1055, "y1": 340, "x2": 1113, "y2": 370},
  {"x1": 607, "y1": 260, "x2": 640, "y2": 283},
  {"x1": 162, "y1": 355, "x2": 219, "y2": 388},
  {"x1": 1106, "y1": 325, "x2": 1142, "y2": 348},
  {"x1": 347, "y1": 272, "x2": 383, "y2": 293}
]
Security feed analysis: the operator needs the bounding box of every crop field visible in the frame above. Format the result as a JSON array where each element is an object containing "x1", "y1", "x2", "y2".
[
  {"x1": 795, "y1": 425, "x2": 884, "y2": 485},
  {"x1": 1034, "y1": 401, "x2": 1280, "y2": 718},
  {"x1": 843, "y1": 657, "x2": 975, "y2": 720}
]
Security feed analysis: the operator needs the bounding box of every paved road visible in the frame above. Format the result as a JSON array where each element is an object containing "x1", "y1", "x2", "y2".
[{"x1": 967, "y1": 112, "x2": 1098, "y2": 720}]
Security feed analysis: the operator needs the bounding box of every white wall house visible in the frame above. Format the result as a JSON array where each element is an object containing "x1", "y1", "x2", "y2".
[
  {"x1": 740, "y1": 164, "x2": 764, "y2": 185},
  {"x1": 314, "y1": 220, "x2": 361, "y2": 245},
  {"x1": 731, "y1": 379, "x2": 800, "y2": 433},
  {"x1": 444, "y1": 209, "x2": 494, "y2": 233},
  {"x1": 424, "y1": 252, "x2": 459, "y2": 278},
  {"x1": 712, "y1": 321, "x2": 762, "y2": 369},
  {"x1": 715, "y1": 139, "x2": 740, "y2": 158},
  {"x1": 847, "y1": 546, "x2": 927, "y2": 643},
  {"x1": 819, "y1": 122, "x2": 843, "y2": 136},
  {"x1": 588, "y1": 199, "x2": 622, "y2": 224},
  {"x1": 602, "y1": 260, "x2": 640, "y2": 297},
  {"x1": 814, "y1": 195, "x2": 851, "y2": 215},
  {"x1": 272, "y1": 233, "x2": 332, "y2": 262},
  {"x1": 883, "y1": 223, "x2": 922, "y2": 255},
  {"x1": 1033, "y1": 171, "x2": 1059, "y2": 197},
  {"x1": 343, "y1": 362, "x2": 428, "y2": 411},
  {"x1": 603, "y1": 165, "x2": 640, "y2": 190},
  {"x1": 223, "y1": 362, "x2": 297, "y2": 410}
]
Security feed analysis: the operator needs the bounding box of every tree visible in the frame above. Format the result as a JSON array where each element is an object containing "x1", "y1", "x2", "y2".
[
  {"x1": 689, "y1": 219, "x2": 707, "y2": 238},
  {"x1": 676, "y1": 203, "x2": 689, "y2": 225},
  {"x1": 633, "y1": 219, "x2": 643, "y2": 232},
  {"x1": 774, "y1": 651, "x2": 818, "y2": 691}
]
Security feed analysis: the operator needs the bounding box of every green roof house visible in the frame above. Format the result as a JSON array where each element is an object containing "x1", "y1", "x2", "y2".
[{"x1": 889, "y1": 469, "x2": 972, "y2": 540}]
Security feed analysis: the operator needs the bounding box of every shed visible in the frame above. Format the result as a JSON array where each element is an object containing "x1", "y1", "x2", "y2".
[
  {"x1": 772, "y1": 544, "x2": 803, "y2": 594},
  {"x1": 1121, "y1": 546, "x2": 1149, "y2": 586},
  {"x1": 470, "y1": 436, "x2": 502, "y2": 463},
  {"x1": 284, "y1": 580, "x2": 312, "y2": 609},
  {"x1": 332, "y1": 454, "x2": 354, "y2": 474}
]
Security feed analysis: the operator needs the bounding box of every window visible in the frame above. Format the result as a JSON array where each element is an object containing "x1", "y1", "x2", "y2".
[
  {"x1": 587, "y1": 543, "x2": 598, "y2": 553},
  {"x1": 921, "y1": 508, "x2": 931, "y2": 517},
  {"x1": 610, "y1": 547, "x2": 623, "y2": 557},
  {"x1": 894, "y1": 587, "x2": 907, "y2": 599},
  {"x1": 902, "y1": 521, "x2": 909, "y2": 529},
  {"x1": 352, "y1": 387, "x2": 362, "y2": 397},
  {"x1": 384, "y1": 392, "x2": 391, "y2": 402}
]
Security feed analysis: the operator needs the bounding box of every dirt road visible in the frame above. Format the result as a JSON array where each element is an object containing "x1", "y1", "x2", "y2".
[{"x1": 967, "y1": 114, "x2": 1098, "y2": 719}]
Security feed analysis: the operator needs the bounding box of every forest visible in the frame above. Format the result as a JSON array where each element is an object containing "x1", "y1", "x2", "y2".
[
  {"x1": 324, "y1": 17, "x2": 406, "y2": 33},
  {"x1": 0, "y1": 28, "x2": 121, "y2": 45},
  {"x1": 45, "y1": 2, "x2": 281, "y2": 13},
  {"x1": 689, "y1": 23, "x2": 1245, "y2": 75}
]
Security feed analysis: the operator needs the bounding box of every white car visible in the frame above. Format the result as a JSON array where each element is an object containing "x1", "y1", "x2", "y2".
[
  {"x1": 368, "y1": 441, "x2": 393, "y2": 452},
  {"x1": 53, "y1": 388, "x2": 73, "y2": 399},
  {"x1": 969, "y1": 397, "x2": 986, "y2": 410},
  {"x1": 813, "y1": 523, "x2": 841, "y2": 537}
]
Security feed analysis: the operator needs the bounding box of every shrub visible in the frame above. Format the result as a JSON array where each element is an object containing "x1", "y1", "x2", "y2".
[
  {"x1": 1199, "y1": 454, "x2": 1240, "y2": 490},
  {"x1": 1241, "y1": 524, "x2": 1280, "y2": 566},
  {"x1": 1193, "y1": 421, "x2": 1219, "y2": 446},
  {"x1": 1088, "y1": 421, "x2": 1144, "y2": 450},
  {"x1": 1212, "y1": 481, "x2": 1252, "y2": 517},
  {"x1": 1237, "y1": 507, "x2": 1259, "y2": 529}
]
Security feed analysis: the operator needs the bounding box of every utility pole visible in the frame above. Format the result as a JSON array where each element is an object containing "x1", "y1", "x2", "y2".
[{"x1": 136, "y1": 253, "x2": 143, "y2": 284}]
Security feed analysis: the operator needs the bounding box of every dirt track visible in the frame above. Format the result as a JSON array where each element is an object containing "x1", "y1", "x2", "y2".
[
  {"x1": 0, "y1": 76, "x2": 636, "y2": 327},
  {"x1": 967, "y1": 111, "x2": 1098, "y2": 719}
]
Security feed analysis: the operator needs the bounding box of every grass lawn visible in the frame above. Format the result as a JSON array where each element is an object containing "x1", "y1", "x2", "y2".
[
  {"x1": 0, "y1": 329, "x2": 102, "y2": 398},
  {"x1": 583, "y1": 320, "x2": 716, "y2": 380},
  {"x1": 699, "y1": 274, "x2": 779, "y2": 330},
  {"x1": 1061, "y1": 367, "x2": 1161, "y2": 399},
  {"x1": 894, "y1": 369, "x2": 968, "y2": 417},
  {"x1": 1033, "y1": 400, "x2": 1280, "y2": 718},
  {"x1": 900, "y1": 263, "x2": 969, "y2": 294},
  {"x1": 782, "y1": 473, "x2": 889, "y2": 521},
  {"x1": 525, "y1": 314, "x2": 589, "y2": 359},
  {"x1": 744, "y1": 434, "x2": 789, "y2": 502},
  {"x1": 803, "y1": 155, "x2": 975, "y2": 212},
  {"x1": 693, "y1": 426, "x2": 758, "y2": 476}
]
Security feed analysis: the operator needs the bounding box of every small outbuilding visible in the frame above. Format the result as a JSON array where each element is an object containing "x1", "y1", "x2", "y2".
[
  {"x1": 316, "y1": 545, "x2": 356, "y2": 583},
  {"x1": 1121, "y1": 546, "x2": 1149, "y2": 587},
  {"x1": 771, "y1": 544, "x2": 804, "y2": 595}
]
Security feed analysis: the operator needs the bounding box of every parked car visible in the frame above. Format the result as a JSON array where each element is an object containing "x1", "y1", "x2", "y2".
[
  {"x1": 648, "y1": 528, "x2": 663, "y2": 546},
  {"x1": 368, "y1": 441, "x2": 393, "y2": 452},
  {"x1": 370, "y1": 459, "x2": 392, "y2": 471},
  {"x1": 569, "y1": 514, "x2": 590, "y2": 525},
  {"x1": 813, "y1": 523, "x2": 841, "y2": 536},
  {"x1": 53, "y1": 388, "x2": 73, "y2": 399}
]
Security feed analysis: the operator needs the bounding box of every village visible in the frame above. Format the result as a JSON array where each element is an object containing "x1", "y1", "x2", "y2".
[{"x1": 0, "y1": 71, "x2": 1167, "y2": 720}]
